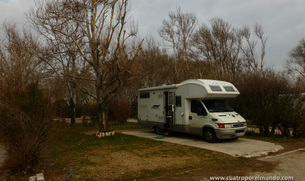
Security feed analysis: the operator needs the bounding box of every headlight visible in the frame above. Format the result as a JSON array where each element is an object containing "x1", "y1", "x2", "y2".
[{"x1": 225, "y1": 124, "x2": 231, "y2": 128}]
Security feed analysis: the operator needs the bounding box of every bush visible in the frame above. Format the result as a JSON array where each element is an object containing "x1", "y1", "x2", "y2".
[
  {"x1": 108, "y1": 98, "x2": 131, "y2": 123},
  {"x1": 0, "y1": 84, "x2": 56, "y2": 174},
  {"x1": 54, "y1": 99, "x2": 68, "y2": 118},
  {"x1": 234, "y1": 72, "x2": 305, "y2": 137},
  {"x1": 82, "y1": 102, "x2": 98, "y2": 119},
  {"x1": 54, "y1": 99, "x2": 82, "y2": 119}
]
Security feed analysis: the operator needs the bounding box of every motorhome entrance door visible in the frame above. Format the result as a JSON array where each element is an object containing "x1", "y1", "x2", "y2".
[{"x1": 165, "y1": 91, "x2": 175, "y2": 125}]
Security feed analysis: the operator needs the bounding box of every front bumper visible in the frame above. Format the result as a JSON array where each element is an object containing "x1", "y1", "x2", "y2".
[{"x1": 215, "y1": 127, "x2": 247, "y2": 139}]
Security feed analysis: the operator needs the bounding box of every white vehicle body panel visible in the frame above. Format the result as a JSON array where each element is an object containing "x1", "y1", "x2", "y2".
[{"x1": 138, "y1": 79, "x2": 247, "y2": 140}]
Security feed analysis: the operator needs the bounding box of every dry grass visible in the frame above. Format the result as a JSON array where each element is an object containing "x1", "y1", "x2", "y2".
[{"x1": 6, "y1": 123, "x2": 305, "y2": 180}]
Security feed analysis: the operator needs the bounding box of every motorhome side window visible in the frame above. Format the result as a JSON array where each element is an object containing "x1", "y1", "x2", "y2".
[
  {"x1": 191, "y1": 100, "x2": 207, "y2": 116},
  {"x1": 139, "y1": 92, "x2": 150, "y2": 99}
]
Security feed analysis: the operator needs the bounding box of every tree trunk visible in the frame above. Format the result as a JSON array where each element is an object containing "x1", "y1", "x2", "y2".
[
  {"x1": 103, "y1": 110, "x2": 107, "y2": 131},
  {"x1": 263, "y1": 125, "x2": 270, "y2": 136},
  {"x1": 69, "y1": 97, "x2": 76, "y2": 126},
  {"x1": 96, "y1": 67, "x2": 108, "y2": 132},
  {"x1": 97, "y1": 101, "x2": 108, "y2": 132},
  {"x1": 82, "y1": 115, "x2": 87, "y2": 126},
  {"x1": 271, "y1": 124, "x2": 276, "y2": 136},
  {"x1": 97, "y1": 100, "x2": 103, "y2": 132}
]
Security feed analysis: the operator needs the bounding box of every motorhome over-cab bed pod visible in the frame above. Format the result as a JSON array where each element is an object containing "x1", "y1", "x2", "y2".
[{"x1": 173, "y1": 79, "x2": 239, "y2": 99}]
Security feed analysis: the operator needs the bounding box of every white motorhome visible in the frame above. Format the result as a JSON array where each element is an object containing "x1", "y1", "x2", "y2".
[{"x1": 138, "y1": 79, "x2": 247, "y2": 142}]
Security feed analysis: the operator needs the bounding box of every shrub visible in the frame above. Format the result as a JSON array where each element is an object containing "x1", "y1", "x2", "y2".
[
  {"x1": 0, "y1": 84, "x2": 56, "y2": 174},
  {"x1": 108, "y1": 98, "x2": 131, "y2": 123},
  {"x1": 54, "y1": 99, "x2": 82, "y2": 119},
  {"x1": 82, "y1": 102, "x2": 98, "y2": 119},
  {"x1": 234, "y1": 72, "x2": 305, "y2": 137},
  {"x1": 54, "y1": 99, "x2": 68, "y2": 118}
]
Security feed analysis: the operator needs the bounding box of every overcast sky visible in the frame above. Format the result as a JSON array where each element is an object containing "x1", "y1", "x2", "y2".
[{"x1": 1, "y1": 0, "x2": 305, "y2": 71}]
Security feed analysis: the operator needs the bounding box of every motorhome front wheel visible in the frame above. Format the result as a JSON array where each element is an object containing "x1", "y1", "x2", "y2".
[{"x1": 203, "y1": 128, "x2": 217, "y2": 143}]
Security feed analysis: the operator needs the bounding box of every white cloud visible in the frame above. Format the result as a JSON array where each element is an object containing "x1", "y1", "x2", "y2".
[
  {"x1": 0, "y1": 0, "x2": 35, "y2": 26},
  {"x1": 0, "y1": 0, "x2": 304, "y2": 71},
  {"x1": 129, "y1": 0, "x2": 305, "y2": 70}
]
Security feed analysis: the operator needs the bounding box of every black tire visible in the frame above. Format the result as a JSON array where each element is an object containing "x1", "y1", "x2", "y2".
[
  {"x1": 154, "y1": 126, "x2": 171, "y2": 135},
  {"x1": 203, "y1": 128, "x2": 217, "y2": 143},
  {"x1": 154, "y1": 126, "x2": 162, "y2": 135}
]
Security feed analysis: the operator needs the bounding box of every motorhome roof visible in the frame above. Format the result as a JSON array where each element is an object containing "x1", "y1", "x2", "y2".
[
  {"x1": 139, "y1": 84, "x2": 177, "y2": 92},
  {"x1": 179, "y1": 79, "x2": 233, "y2": 87},
  {"x1": 139, "y1": 79, "x2": 237, "y2": 91}
]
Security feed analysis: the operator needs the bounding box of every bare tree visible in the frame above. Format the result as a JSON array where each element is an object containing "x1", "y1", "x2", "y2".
[
  {"x1": 192, "y1": 18, "x2": 267, "y2": 80},
  {"x1": 159, "y1": 7, "x2": 198, "y2": 79},
  {"x1": 28, "y1": 0, "x2": 87, "y2": 125},
  {"x1": 240, "y1": 24, "x2": 267, "y2": 74},
  {"x1": 30, "y1": 0, "x2": 143, "y2": 132},
  {"x1": 0, "y1": 23, "x2": 47, "y2": 91},
  {"x1": 192, "y1": 18, "x2": 243, "y2": 79},
  {"x1": 134, "y1": 36, "x2": 173, "y2": 87},
  {"x1": 286, "y1": 38, "x2": 305, "y2": 81}
]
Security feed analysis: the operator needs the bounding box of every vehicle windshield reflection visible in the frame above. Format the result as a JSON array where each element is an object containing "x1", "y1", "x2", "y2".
[{"x1": 202, "y1": 100, "x2": 233, "y2": 113}]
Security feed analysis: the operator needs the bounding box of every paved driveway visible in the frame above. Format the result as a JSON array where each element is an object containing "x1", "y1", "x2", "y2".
[{"x1": 122, "y1": 130, "x2": 283, "y2": 158}]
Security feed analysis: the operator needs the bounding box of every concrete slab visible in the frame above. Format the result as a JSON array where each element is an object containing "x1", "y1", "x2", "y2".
[{"x1": 122, "y1": 130, "x2": 283, "y2": 158}]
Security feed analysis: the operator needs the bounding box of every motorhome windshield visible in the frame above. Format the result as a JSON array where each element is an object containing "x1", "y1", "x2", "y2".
[{"x1": 202, "y1": 100, "x2": 233, "y2": 113}]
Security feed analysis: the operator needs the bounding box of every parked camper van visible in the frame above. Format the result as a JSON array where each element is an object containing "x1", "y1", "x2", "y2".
[{"x1": 138, "y1": 79, "x2": 247, "y2": 142}]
